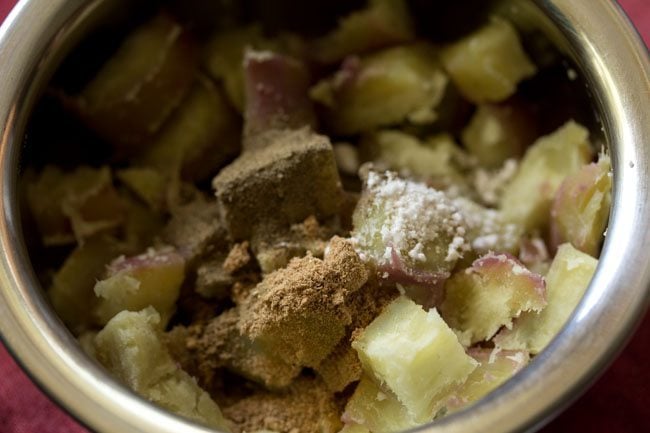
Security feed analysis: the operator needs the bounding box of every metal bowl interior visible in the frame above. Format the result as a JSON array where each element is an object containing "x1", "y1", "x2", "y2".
[{"x1": 0, "y1": 1, "x2": 649, "y2": 432}]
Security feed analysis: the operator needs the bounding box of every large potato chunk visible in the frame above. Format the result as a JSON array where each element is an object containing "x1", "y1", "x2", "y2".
[
  {"x1": 434, "y1": 348, "x2": 529, "y2": 416},
  {"x1": 136, "y1": 75, "x2": 241, "y2": 183},
  {"x1": 95, "y1": 308, "x2": 230, "y2": 431},
  {"x1": 495, "y1": 243, "x2": 598, "y2": 354},
  {"x1": 352, "y1": 296, "x2": 477, "y2": 422},
  {"x1": 440, "y1": 253, "x2": 546, "y2": 344},
  {"x1": 93, "y1": 247, "x2": 185, "y2": 326},
  {"x1": 76, "y1": 14, "x2": 197, "y2": 151},
  {"x1": 440, "y1": 18, "x2": 536, "y2": 103},
  {"x1": 500, "y1": 121, "x2": 593, "y2": 232},
  {"x1": 342, "y1": 376, "x2": 421, "y2": 433},
  {"x1": 550, "y1": 155, "x2": 612, "y2": 257},
  {"x1": 311, "y1": 44, "x2": 448, "y2": 135}
]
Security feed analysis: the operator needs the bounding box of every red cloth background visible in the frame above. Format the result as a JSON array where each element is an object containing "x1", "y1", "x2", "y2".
[{"x1": 0, "y1": 1, "x2": 648, "y2": 432}]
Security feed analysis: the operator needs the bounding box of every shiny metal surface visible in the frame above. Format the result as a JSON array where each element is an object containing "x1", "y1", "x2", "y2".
[{"x1": 0, "y1": 1, "x2": 648, "y2": 433}]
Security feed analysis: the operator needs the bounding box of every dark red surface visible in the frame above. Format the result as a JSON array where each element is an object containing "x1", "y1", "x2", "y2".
[{"x1": 0, "y1": 1, "x2": 648, "y2": 432}]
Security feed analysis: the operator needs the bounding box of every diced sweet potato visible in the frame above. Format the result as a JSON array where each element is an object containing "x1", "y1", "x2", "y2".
[
  {"x1": 342, "y1": 376, "x2": 422, "y2": 433},
  {"x1": 352, "y1": 171, "x2": 468, "y2": 292},
  {"x1": 360, "y1": 130, "x2": 467, "y2": 191},
  {"x1": 26, "y1": 165, "x2": 126, "y2": 246},
  {"x1": 440, "y1": 18, "x2": 536, "y2": 103},
  {"x1": 93, "y1": 247, "x2": 185, "y2": 326},
  {"x1": 212, "y1": 128, "x2": 342, "y2": 240},
  {"x1": 434, "y1": 348, "x2": 529, "y2": 416},
  {"x1": 495, "y1": 243, "x2": 598, "y2": 354},
  {"x1": 136, "y1": 75, "x2": 241, "y2": 183},
  {"x1": 48, "y1": 235, "x2": 126, "y2": 333},
  {"x1": 94, "y1": 308, "x2": 231, "y2": 431},
  {"x1": 440, "y1": 253, "x2": 546, "y2": 343},
  {"x1": 243, "y1": 50, "x2": 316, "y2": 150},
  {"x1": 117, "y1": 167, "x2": 167, "y2": 212},
  {"x1": 310, "y1": 0, "x2": 415, "y2": 64},
  {"x1": 500, "y1": 121, "x2": 593, "y2": 232},
  {"x1": 550, "y1": 155, "x2": 612, "y2": 257},
  {"x1": 352, "y1": 296, "x2": 477, "y2": 421},
  {"x1": 311, "y1": 44, "x2": 448, "y2": 135},
  {"x1": 75, "y1": 14, "x2": 197, "y2": 151},
  {"x1": 461, "y1": 100, "x2": 537, "y2": 169}
]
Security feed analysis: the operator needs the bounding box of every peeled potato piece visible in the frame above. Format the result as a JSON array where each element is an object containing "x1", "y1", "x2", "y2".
[
  {"x1": 440, "y1": 18, "x2": 536, "y2": 103},
  {"x1": 550, "y1": 155, "x2": 612, "y2": 257},
  {"x1": 500, "y1": 120, "x2": 593, "y2": 232},
  {"x1": 75, "y1": 13, "x2": 198, "y2": 151},
  {"x1": 93, "y1": 247, "x2": 185, "y2": 326},
  {"x1": 311, "y1": 44, "x2": 448, "y2": 135},
  {"x1": 95, "y1": 308, "x2": 231, "y2": 431},
  {"x1": 495, "y1": 243, "x2": 598, "y2": 354}
]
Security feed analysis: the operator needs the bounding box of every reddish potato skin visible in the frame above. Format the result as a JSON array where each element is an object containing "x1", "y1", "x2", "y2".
[
  {"x1": 243, "y1": 50, "x2": 316, "y2": 150},
  {"x1": 75, "y1": 14, "x2": 198, "y2": 153}
]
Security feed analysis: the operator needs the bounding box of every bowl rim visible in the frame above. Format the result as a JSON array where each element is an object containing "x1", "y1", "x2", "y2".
[{"x1": 1, "y1": 0, "x2": 649, "y2": 432}]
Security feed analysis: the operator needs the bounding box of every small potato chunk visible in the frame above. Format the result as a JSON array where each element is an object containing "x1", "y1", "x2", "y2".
[
  {"x1": 352, "y1": 171, "x2": 468, "y2": 293},
  {"x1": 26, "y1": 166, "x2": 125, "y2": 246},
  {"x1": 440, "y1": 18, "x2": 536, "y2": 103},
  {"x1": 440, "y1": 253, "x2": 546, "y2": 344},
  {"x1": 310, "y1": 0, "x2": 415, "y2": 64},
  {"x1": 360, "y1": 130, "x2": 467, "y2": 190},
  {"x1": 500, "y1": 121, "x2": 593, "y2": 232},
  {"x1": 495, "y1": 243, "x2": 598, "y2": 354},
  {"x1": 311, "y1": 44, "x2": 448, "y2": 135},
  {"x1": 76, "y1": 14, "x2": 197, "y2": 151},
  {"x1": 434, "y1": 348, "x2": 529, "y2": 416},
  {"x1": 93, "y1": 247, "x2": 185, "y2": 326},
  {"x1": 48, "y1": 236, "x2": 126, "y2": 332},
  {"x1": 461, "y1": 101, "x2": 537, "y2": 169},
  {"x1": 352, "y1": 296, "x2": 477, "y2": 422},
  {"x1": 342, "y1": 376, "x2": 422, "y2": 433},
  {"x1": 243, "y1": 50, "x2": 316, "y2": 150},
  {"x1": 339, "y1": 424, "x2": 371, "y2": 433},
  {"x1": 550, "y1": 155, "x2": 612, "y2": 257},
  {"x1": 95, "y1": 308, "x2": 230, "y2": 431},
  {"x1": 136, "y1": 75, "x2": 241, "y2": 183}
]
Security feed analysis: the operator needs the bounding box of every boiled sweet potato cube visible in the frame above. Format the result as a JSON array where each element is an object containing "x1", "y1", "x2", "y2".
[
  {"x1": 500, "y1": 121, "x2": 593, "y2": 232},
  {"x1": 75, "y1": 14, "x2": 197, "y2": 151},
  {"x1": 26, "y1": 165, "x2": 125, "y2": 246},
  {"x1": 311, "y1": 44, "x2": 448, "y2": 135},
  {"x1": 136, "y1": 75, "x2": 241, "y2": 183},
  {"x1": 440, "y1": 253, "x2": 546, "y2": 343},
  {"x1": 342, "y1": 376, "x2": 422, "y2": 433},
  {"x1": 309, "y1": 0, "x2": 415, "y2": 64},
  {"x1": 352, "y1": 296, "x2": 477, "y2": 421},
  {"x1": 94, "y1": 308, "x2": 230, "y2": 431},
  {"x1": 550, "y1": 155, "x2": 612, "y2": 257},
  {"x1": 93, "y1": 247, "x2": 185, "y2": 326},
  {"x1": 440, "y1": 18, "x2": 536, "y2": 103},
  {"x1": 495, "y1": 243, "x2": 598, "y2": 354}
]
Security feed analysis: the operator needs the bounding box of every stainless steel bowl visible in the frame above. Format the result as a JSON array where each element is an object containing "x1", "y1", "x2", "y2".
[{"x1": 1, "y1": 1, "x2": 648, "y2": 432}]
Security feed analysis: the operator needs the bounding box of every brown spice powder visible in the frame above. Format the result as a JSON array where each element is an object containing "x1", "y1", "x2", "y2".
[{"x1": 222, "y1": 377, "x2": 343, "y2": 433}]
